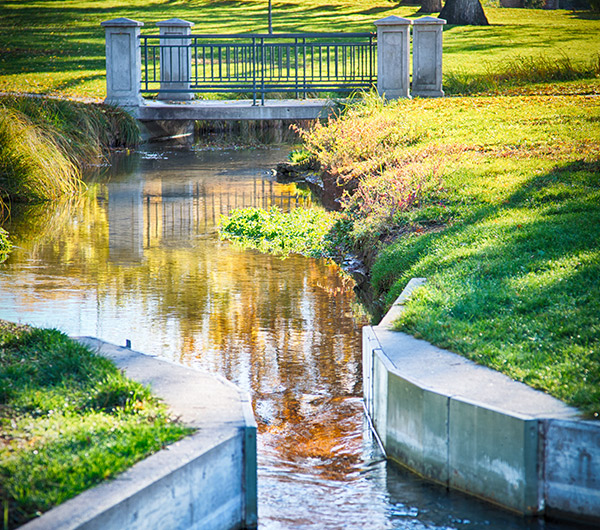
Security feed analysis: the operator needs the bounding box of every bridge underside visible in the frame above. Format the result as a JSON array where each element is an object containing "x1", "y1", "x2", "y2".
[{"x1": 135, "y1": 99, "x2": 336, "y2": 122}]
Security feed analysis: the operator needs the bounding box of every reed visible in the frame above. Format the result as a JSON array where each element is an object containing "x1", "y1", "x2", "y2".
[
  {"x1": 0, "y1": 96, "x2": 139, "y2": 204},
  {"x1": 0, "y1": 106, "x2": 81, "y2": 203}
]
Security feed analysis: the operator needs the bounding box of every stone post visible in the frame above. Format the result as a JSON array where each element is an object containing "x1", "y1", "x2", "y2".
[
  {"x1": 101, "y1": 18, "x2": 144, "y2": 107},
  {"x1": 411, "y1": 17, "x2": 446, "y2": 98},
  {"x1": 374, "y1": 16, "x2": 412, "y2": 100},
  {"x1": 157, "y1": 18, "x2": 195, "y2": 101}
]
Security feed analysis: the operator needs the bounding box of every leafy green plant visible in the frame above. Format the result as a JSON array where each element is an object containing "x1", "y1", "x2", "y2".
[{"x1": 220, "y1": 206, "x2": 336, "y2": 258}]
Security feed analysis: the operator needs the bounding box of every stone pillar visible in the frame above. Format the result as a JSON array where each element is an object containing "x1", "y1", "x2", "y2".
[
  {"x1": 157, "y1": 18, "x2": 195, "y2": 101},
  {"x1": 101, "y1": 18, "x2": 144, "y2": 107},
  {"x1": 412, "y1": 17, "x2": 446, "y2": 98},
  {"x1": 374, "y1": 16, "x2": 412, "y2": 100}
]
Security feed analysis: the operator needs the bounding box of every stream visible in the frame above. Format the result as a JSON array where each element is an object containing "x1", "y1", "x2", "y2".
[{"x1": 0, "y1": 145, "x2": 583, "y2": 530}]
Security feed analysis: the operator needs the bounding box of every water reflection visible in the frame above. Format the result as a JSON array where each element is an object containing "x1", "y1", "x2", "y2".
[{"x1": 0, "y1": 147, "x2": 585, "y2": 530}]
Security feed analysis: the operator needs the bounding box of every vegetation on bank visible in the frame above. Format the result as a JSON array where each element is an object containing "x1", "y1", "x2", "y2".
[
  {"x1": 0, "y1": 228, "x2": 9, "y2": 263},
  {"x1": 0, "y1": 0, "x2": 598, "y2": 99},
  {"x1": 0, "y1": 321, "x2": 191, "y2": 530},
  {"x1": 0, "y1": 96, "x2": 139, "y2": 205},
  {"x1": 221, "y1": 90, "x2": 600, "y2": 418}
]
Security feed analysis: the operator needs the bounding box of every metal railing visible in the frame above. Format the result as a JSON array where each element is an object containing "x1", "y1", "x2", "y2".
[{"x1": 140, "y1": 32, "x2": 376, "y2": 104}]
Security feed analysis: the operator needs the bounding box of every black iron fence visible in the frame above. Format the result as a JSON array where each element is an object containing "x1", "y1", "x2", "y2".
[{"x1": 140, "y1": 32, "x2": 376, "y2": 103}]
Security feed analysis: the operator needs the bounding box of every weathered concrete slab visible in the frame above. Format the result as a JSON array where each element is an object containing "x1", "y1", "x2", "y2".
[
  {"x1": 22, "y1": 338, "x2": 257, "y2": 530},
  {"x1": 135, "y1": 99, "x2": 336, "y2": 121},
  {"x1": 448, "y1": 398, "x2": 541, "y2": 514},
  {"x1": 544, "y1": 419, "x2": 600, "y2": 522},
  {"x1": 385, "y1": 370, "x2": 449, "y2": 485}
]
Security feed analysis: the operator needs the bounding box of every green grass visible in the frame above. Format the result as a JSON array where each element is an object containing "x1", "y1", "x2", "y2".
[
  {"x1": 0, "y1": 1, "x2": 598, "y2": 99},
  {"x1": 295, "y1": 94, "x2": 600, "y2": 417},
  {"x1": 0, "y1": 321, "x2": 191, "y2": 530},
  {"x1": 220, "y1": 206, "x2": 336, "y2": 258},
  {"x1": 0, "y1": 96, "x2": 139, "y2": 203}
]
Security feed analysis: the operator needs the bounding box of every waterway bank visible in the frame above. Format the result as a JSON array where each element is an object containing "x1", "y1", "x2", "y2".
[
  {"x1": 273, "y1": 94, "x2": 600, "y2": 418},
  {"x1": 0, "y1": 95, "x2": 139, "y2": 209},
  {"x1": 22, "y1": 337, "x2": 257, "y2": 530},
  {"x1": 364, "y1": 279, "x2": 600, "y2": 526}
]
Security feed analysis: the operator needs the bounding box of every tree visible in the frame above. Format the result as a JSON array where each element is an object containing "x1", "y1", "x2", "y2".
[
  {"x1": 439, "y1": 0, "x2": 489, "y2": 25},
  {"x1": 268, "y1": 0, "x2": 273, "y2": 33},
  {"x1": 418, "y1": 0, "x2": 443, "y2": 13}
]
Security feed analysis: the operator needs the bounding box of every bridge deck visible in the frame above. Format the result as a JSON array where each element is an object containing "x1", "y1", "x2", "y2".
[{"x1": 135, "y1": 99, "x2": 336, "y2": 122}]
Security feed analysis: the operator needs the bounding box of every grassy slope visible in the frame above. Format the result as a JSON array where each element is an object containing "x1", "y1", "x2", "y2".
[
  {"x1": 0, "y1": 0, "x2": 598, "y2": 99},
  {"x1": 0, "y1": 322, "x2": 191, "y2": 529},
  {"x1": 364, "y1": 95, "x2": 600, "y2": 417}
]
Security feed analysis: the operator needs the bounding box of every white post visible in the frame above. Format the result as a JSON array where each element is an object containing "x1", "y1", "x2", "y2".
[
  {"x1": 101, "y1": 18, "x2": 144, "y2": 107},
  {"x1": 412, "y1": 17, "x2": 446, "y2": 98},
  {"x1": 374, "y1": 16, "x2": 412, "y2": 100},
  {"x1": 157, "y1": 18, "x2": 195, "y2": 101}
]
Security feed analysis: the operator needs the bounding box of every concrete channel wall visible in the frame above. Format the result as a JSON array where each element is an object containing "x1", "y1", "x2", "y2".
[
  {"x1": 22, "y1": 338, "x2": 257, "y2": 530},
  {"x1": 363, "y1": 279, "x2": 600, "y2": 524}
]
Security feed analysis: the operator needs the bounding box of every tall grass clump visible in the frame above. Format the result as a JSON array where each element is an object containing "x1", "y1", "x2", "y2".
[
  {"x1": 2, "y1": 96, "x2": 140, "y2": 163},
  {"x1": 445, "y1": 53, "x2": 600, "y2": 95},
  {"x1": 0, "y1": 107, "x2": 81, "y2": 202},
  {"x1": 0, "y1": 323, "x2": 190, "y2": 529},
  {"x1": 0, "y1": 96, "x2": 139, "y2": 204}
]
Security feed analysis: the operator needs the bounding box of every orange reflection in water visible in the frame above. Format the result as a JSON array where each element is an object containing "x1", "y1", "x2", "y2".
[{"x1": 0, "y1": 147, "x2": 368, "y2": 488}]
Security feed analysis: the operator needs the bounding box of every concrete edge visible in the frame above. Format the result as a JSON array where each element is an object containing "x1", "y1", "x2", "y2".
[
  {"x1": 135, "y1": 99, "x2": 337, "y2": 122},
  {"x1": 20, "y1": 430, "x2": 240, "y2": 530},
  {"x1": 21, "y1": 337, "x2": 258, "y2": 530},
  {"x1": 364, "y1": 279, "x2": 600, "y2": 523}
]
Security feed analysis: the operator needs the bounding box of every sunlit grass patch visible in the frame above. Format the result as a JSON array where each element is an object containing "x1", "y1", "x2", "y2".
[
  {"x1": 0, "y1": 324, "x2": 191, "y2": 529},
  {"x1": 220, "y1": 206, "x2": 336, "y2": 258},
  {"x1": 444, "y1": 53, "x2": 600, "y2": 95},
  {"x1": 0, "y1": 1, "x2": 598, "y2": 99}
]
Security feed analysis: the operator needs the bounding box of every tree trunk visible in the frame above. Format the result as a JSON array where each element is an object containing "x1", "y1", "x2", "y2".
[
  {"x1": 417, "y1": 0, "x2": 443, "y2": 13},
  {"x1": 439, "y1": 0, "x2": 489, "y2": 25}
]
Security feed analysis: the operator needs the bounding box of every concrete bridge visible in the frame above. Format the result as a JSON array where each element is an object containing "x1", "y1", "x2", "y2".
[{"x1": 101, "y1": 16, "x2": 446, "y2": 138}]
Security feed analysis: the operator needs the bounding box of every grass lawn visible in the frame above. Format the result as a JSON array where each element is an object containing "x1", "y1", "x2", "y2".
[
  {"x1": 287, "y1": 92, "x2": 599, "y2": 417},
  {"x1": 0, "y1": 0, "x2": 598, "y2": 99},
  {"x1": 0, "y1": 321, "x2": 191, "y2": 529}
]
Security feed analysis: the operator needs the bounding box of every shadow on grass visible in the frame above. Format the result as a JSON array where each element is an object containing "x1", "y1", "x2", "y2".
[{"x1": 371, "y1": 159, "x2": 600, "y2": 414}]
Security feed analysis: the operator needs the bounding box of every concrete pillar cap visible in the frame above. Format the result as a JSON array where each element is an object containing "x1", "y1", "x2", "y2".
[
  {"x1": 374, "y1": 15, "x2": 413, "y2": 26},
  {"x1": 413, "y1": 16, "x2": 447, "y2": 25},
  {"x1": 156, "y1": 18, "x2": 195, "y2": 27},
  {"x1": 101, "y1": 17, "x2": 144, "y2": 27}
]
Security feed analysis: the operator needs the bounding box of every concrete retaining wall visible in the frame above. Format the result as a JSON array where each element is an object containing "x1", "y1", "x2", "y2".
[
  {"x1": 364, "y1": 279, "x2": 600, "y2": 524},
  {"x1": 22, "y1": 338, "x2": 257, "y2": 530}
]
